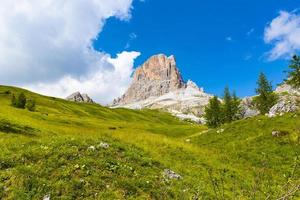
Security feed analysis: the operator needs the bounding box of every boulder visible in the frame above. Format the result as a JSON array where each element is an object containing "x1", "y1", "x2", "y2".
[
  {"x1": 98, "y1": 142, "x2": 109, "y2": 149},
  {"x1": 43, "y1": 195, "x2": 50, "y2": 200},
  {"x1": 272, "y1": 130, "x2": 289, "y2": 137},
  {"x1": 164, "y1": 169, "x2": 182, "y2": 180}
]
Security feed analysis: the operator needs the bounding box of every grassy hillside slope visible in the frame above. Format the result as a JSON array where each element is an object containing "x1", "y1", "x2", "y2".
[{"x1": 0, "y1": 86, "x2": 299, "y2": 199}]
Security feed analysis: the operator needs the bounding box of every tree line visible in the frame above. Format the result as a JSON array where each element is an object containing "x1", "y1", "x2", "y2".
[{"x1": 205, "y1": 55, "x2": 300, "y2": 128}]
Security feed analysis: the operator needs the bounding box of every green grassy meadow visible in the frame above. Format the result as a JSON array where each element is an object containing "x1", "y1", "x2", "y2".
[{"x1": 0, "y1": 86, "x2": 299, "y2": 199}]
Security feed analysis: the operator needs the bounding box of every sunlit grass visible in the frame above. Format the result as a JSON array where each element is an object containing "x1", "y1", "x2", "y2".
[{"x1": 0, "y1": 85, "x2": 299, "y2": 199}]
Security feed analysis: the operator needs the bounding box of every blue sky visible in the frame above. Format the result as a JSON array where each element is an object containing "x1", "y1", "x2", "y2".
[{"x1": 95, "y1": 0, "x2": 299, "y2": 97}]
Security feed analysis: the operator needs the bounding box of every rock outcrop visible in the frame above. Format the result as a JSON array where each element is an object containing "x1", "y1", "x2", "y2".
[
  {"x1": 66, "y1": 92, "x2": 94, "y2": 103},
  {"x1": 267, "y1": 83, "x2": 300, "y2": 117},
  {"x1": 268, "y1": 95, "x2": 298, "y2": 117},
  {"x1": 275, "y1": 83, "x2": 300, "y2": 96},
  {"x1": 112, "y1": 54, "x2": 212, "y2": 123},
  {"x1": 113, "y1": 54, "x2": 185, "y2": 105},
  {"x1": 240, "y1": 97, "x2": 260, "y2": 118}
]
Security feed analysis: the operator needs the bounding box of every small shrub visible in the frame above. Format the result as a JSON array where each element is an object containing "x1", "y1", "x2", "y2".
[{"x1": 26, "y1": 99, "x2": 36, "y2": 112}]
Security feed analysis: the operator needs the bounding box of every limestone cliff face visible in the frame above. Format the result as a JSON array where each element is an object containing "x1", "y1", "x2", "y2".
[
  {"x1": 112, "y1": 54, "x2": 214, "y2": 123},
  {"x1": 113, "y1": 54, "x2": 185, "y2": 105}
]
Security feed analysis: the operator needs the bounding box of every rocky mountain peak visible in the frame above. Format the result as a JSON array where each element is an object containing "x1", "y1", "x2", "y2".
[
  {"x1": 66, "y1": 92, "x2": 94, "y2": 103},
  {"x1": 113, "y1": 54, "x2": 186, "y2": 105}
]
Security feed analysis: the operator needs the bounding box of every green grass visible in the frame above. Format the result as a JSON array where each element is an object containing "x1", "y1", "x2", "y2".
[{"x1": 0, "y1": 85, "x2": 299, "y2": 199}]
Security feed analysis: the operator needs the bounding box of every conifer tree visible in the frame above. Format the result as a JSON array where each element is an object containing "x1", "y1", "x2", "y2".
[
  {"x1": 254, "y1": 73, "x2": 277, "y2": 114},
  {"x1": 222, "y1": 87, "x2": 241, "y2": 123},
  {"x1": 285, "y1": 55, "x2": 300, "y2": 88},
  {"x1": 205, "y1": 96, "x2": 223, "y2": 128},
  {"x1": 222, "y1": 87, "x2": 233, "y2": 123},
  {"x1": 16, "y1": 93, "x2": 27, "y2": 109}
]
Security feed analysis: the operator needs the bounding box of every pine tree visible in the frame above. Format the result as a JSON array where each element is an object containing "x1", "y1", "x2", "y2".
[
  {"x1": 205, "y1": 96, "x2": 223, "y2": 128},
  {"x1": 254, "y1": 73, "x2": 277, "y2": 114},
  {"x1": 222, "y1": 87, "x2": 233, "y2": 123},
  {"x1": 222, "y1": 87, "x2": 241, "y2": 123},
  {"x1": 285, "y1": 55, "x2": 300, "y2": 88},
  {"x1": 16, "y1": 93, "x2": 27, "y2": 109}
]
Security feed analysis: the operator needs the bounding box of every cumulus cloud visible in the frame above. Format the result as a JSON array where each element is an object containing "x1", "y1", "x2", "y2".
[
  {"x1": 264, "y1": 11, "x2": 300, "y2": 60},
  {"x1": 0, "y1": 0, "x2": 140, "y2": 104}
]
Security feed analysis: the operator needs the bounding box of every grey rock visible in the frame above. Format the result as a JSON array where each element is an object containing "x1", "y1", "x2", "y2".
[
  {"x1": 240, "y1": 97, "x2": 260, "y2": 118},
  {"x1": 81, "y1": 93, "x2": 94, "y2": 103},
  {"x1": 43, "y1": 195, "x2": 50, "y2": 200},
  {"x1": 268, "y1": 95, "x2": 298, "y2": 117},
  {"x1": 275, "y1": 83, "x2": 300, "y2": 95},
  {"x1": 66, "y1": 92, "x2": 94, "y2": 103},
  {"x1": 98, "y1": 142, "x2": 109, "y2": 149},
  {"x1": 164, "y1": 169, "x2": 182, "y2": 180},
  {"x1": 272, "y1": 130, "x2": 289, "y2": 137}
]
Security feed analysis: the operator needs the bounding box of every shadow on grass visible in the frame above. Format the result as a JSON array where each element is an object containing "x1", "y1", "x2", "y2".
[{"x1": 0, "y1": 119, "x2": 38, "y2": 136}]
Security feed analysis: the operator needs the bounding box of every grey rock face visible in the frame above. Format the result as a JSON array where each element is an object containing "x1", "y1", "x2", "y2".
[
  {"x1": 113, "y1": 54, "x2": 186, "y2": 105},
  {"x1": 111, "y1": 54, "x2": 213, "y2": 123},
  {"x1": 275, "y1": 83, "x2": 300, "y2": 95},
  {"x1": 267, "y1": 83, "x2": 300, "y2": 117},
  {"x1": 240, "y1": 97, "x2": 260, "y2": 118},
  {"x1": 66, "y1": 92, "x2": 94, "y2": 103},
  {"x1": 268, "y1": 95, "x2": 299, "y2": 117}
]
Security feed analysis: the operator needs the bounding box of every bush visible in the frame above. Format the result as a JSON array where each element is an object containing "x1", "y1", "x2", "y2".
[
  {"x1": 26, "y1": 99, "x2": 36, "y2": 112},
  {"x1": 11, "y1": 93, "x2": 27, "y2": 109},
  {"x1": 16, "y1": 93, "x2": 27, "y2": 109}
]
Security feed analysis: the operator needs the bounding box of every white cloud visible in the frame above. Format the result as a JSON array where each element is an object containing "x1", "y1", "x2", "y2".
[
  {"x1": 0, "y1": 0, "x2": 140, "y2": 104},
  {"x1": 226, "y1": 36, "x2": 233, "y2": 42},
  {"x1": 27, "y1": 51, "x2": 140, "y2": 104},
  {"x1": 247, "y1": 28, "x2": 255, "y2": 36},
  {"x1": 264, "y1": 11, "x2": 300, "y2": 60}
]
